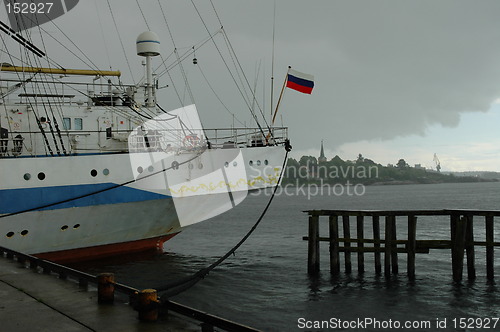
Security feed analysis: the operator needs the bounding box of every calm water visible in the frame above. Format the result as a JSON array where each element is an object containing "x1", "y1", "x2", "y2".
[{"x1": 84, "y1": 182, "x2": 500, "y2": 331}]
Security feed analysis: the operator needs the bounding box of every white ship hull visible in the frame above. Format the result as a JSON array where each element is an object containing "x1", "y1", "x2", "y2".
[{"x1": 0, "y1": 146, "x2": 285, "y2": 263}]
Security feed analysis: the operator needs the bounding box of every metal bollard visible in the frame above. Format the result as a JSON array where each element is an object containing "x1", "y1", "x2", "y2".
[
  {"x1": 97, "y1": 273, "x2": 115, "y2": 304},
  {"x1": 137, "y1": 289, "x2": 159, "y2": 322}
]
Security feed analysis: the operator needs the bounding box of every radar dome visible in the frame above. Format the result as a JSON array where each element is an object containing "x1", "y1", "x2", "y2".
[{"x1": 136, "y1": 31, "x2": 160, "y2": 57}]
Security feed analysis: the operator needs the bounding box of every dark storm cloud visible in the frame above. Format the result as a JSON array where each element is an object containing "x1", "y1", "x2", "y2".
[{"x1": 266, "y1": 1, "x2": 500, "y2": 151}]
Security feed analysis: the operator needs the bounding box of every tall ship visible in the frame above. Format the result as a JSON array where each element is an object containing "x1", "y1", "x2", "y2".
[{"x1": 0, "y1": 1, "x2": 289, "y2": 263}]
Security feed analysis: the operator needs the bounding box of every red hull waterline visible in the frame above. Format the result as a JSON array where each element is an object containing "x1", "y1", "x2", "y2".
[{"x1": 33, "y1": 233, "x2": 179, "y2": 264}]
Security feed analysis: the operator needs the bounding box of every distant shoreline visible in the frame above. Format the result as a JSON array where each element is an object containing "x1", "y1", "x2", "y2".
[
  {"x1": 283, "y1": 156, "x2": 500, "y2": 187},
  {"x1": 279, "y1": 178, "x2": 499, "y2": 187},
  {"x1": 369, "y1": 178, "x2": 499, "y2": 186}
]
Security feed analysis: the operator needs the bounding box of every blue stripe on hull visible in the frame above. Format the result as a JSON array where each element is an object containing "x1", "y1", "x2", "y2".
[{"x1": 0, "y1": 183, "x2": 169, "y2": 214}]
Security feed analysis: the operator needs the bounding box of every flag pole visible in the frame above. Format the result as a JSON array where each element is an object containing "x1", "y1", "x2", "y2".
[
  {"x1": 271, "y1": 66, "x2": 290, "y2": 126},
  {"x1": 266, "y1": 66, "x2": 290, "y2": 144}
]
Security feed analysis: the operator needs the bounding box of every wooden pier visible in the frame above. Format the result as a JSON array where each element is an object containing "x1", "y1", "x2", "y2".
[{"x1": 304, "y1": 209, "x2": 500, "y2": 282}]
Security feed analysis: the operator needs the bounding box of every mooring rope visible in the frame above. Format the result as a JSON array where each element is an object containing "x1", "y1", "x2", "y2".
[{"x1": 156, "y1": 140, "x2": 292, "y2": 299}]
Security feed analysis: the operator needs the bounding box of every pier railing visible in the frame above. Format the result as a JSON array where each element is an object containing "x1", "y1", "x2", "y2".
[
  {"x1": 0, "y1": 246, "x2": 260, "y2": 332},
  {"x1": 303, "y1": 209, "x2": 500, "y2": 282}
]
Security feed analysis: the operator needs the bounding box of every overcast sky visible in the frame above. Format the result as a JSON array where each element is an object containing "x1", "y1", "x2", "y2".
[{"x1": 2, "y1": 0, "x2": 499, "y2": 171}]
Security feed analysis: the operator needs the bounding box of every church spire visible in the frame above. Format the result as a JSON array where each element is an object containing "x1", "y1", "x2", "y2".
[{"x1": 318, "y1": 140, "x2": 327, "y2": 163}]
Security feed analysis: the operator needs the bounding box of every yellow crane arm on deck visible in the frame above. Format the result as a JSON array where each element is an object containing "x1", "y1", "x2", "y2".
[{"x1": 0, "y1": 65, "x2": 121, "y2": 77}]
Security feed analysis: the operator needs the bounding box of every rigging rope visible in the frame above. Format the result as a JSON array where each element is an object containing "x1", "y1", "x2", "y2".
[
  {"x1": 42, "y1": 105, "x2": 62, "y2": 156},
  {"x1": 206, "y1": 0, "x2": 274, "y2": 136},
  {"x1": 157, "y1": 0, "x2": 195, "y2": 106},
  {"x1": 94, "y1": 0, "x2": 113, "y2": 72},
  {"x1": 135, "y1": 0, "x2": 150, "y2": 31},
  {"x1": 155, "y1": 141, "x2": 291, "y2": 298},
  {"x1": 196, "y1": 62, "x2": 246, "y2": 128},
  {"x1": 52, "y1": 116, "x2": 67, "y2": 155},
  {"x1": 106, "y1": 0, "x2": 135, "y2": 84},
  {"x1": 34, "y1": 114, "x2": 54, "y2": 156},
  {"x1": 155, "y1": 31, "x2": 218, "y2": 77},
  {"x1": 11, "y1": 14, "x2": 62, "y2": 156},
  {"x1": 33, "y1": 17, "x2": 71, "y2": 156},
  {"x1": 189, "y1": 0, "x2": 265, "y2": 137},
  {"x1": 219, "y1": 29, "x2": 275, "y2": 140}
]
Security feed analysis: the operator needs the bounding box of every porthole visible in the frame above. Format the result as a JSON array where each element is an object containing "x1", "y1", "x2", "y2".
[
  {"x1": 73, "y1": 224, "x2": 80, "y2": 229},
  {"x1": 90, "y1": 169, "x2": 98, "y2": 177},
  {"x1": 171, "y1": 161, "x2": 179, "y2": 170},
  {"x1": 264, "y1": 160, "x2": 269, "y2": 165},
  {"x1": 188, "y1": 163, "x2": 194, "y2": 170},
  {"x1": 20, "y1": 230, "x2": 28, "y2": 236},
  {"x1": 198, "y1": 163, "x2": 203, "y2": 169},
  {"x1": 103, "y1": 168, "x2": 110, "y2": 176},
  {"x1": 256, "y1": 160, "x2": 261, "y2": 166},
  {"x1": 233, "y1": 161, "x2": 238, "y2": 167},
  {"x1": 137, "y1": 166, "x2": 144, "y2": 174},
  {"x1": 61, "y1": 225, "x2": 69, "y2": 231},
  {"x1": 148, "y1": 166, "x2": 154, "y2": 172},
  {"x1": 23, "y1": 173, "x2": 31, "y2": 181},
  {"x1": 38, "y1": 172, "x2": 46, "y2": 180},
  {"x1": 249, "y1": 160, "x2": 253, "y2": 166},
  {"x1": 224, "y1": 162, "x2": 229, "y2": 168},
  {"x1": 6, "y1": 232, "x2": 14, "y2": 238}
]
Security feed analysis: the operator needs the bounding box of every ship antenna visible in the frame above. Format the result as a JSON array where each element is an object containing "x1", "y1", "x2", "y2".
[
  {"x1": 136, "y1": 31, "x2": 160, "y2": 108},
  {"x1": 270, "y1": 0, "x2": 276, "y2": 123}
]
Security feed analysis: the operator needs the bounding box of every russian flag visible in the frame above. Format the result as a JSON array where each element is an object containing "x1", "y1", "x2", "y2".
[{"x1": 286, "y1": 69, "x2": 314, "y2": 94}]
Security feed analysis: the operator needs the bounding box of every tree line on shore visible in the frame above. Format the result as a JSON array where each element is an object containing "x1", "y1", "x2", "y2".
[{"x1": 282, "y1": 154, "x2": 498, "y2": 185}]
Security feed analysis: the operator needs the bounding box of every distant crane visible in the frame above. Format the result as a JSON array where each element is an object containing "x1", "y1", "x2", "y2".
[{"x1": 433, "y1": 153, "x2": 441, "y2": 172}]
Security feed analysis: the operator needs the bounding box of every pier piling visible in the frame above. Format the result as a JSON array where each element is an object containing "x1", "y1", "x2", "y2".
[
  {"x1": 373, "y1": 215, "x2": 382, "y2": 275},
  {"x1": 329, "y1": 215, "x2": 340, "y2": 275},
  {"x1": 466, "y1": 215, "x2": 476, "y2": 280},
  {"x1": 384, "y1": 216, "x2": 392, "y2": 276},
  {"x1": 307, "y1": 214, "x2": 320, "y2": 275},
  {"x1": 390, "y1": 216, "x2": 398, "y2": 275},
  {"x1": 486, "y1": 215, "x2": 495, "y2": 280},
  {"x1": 357, "y1": 215, "x2": 365, "y2": 274},
  {"x1": 304, "y1": 209, "x2": 500, "y2": 281},
  {"x1": 407, "y1": 215, "x2": 417, "y2": 281},
  {"x1": 451, "y1": 217, "x2": 467, "y2": 282},
  {"x1": 342, "y1": 215, "x2": 352, "y2": 274}
]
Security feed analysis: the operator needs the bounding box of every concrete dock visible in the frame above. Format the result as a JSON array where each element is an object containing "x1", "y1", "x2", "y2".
[{"x1": 0, "y1": 257, "x2": 198, "y2": 331}]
